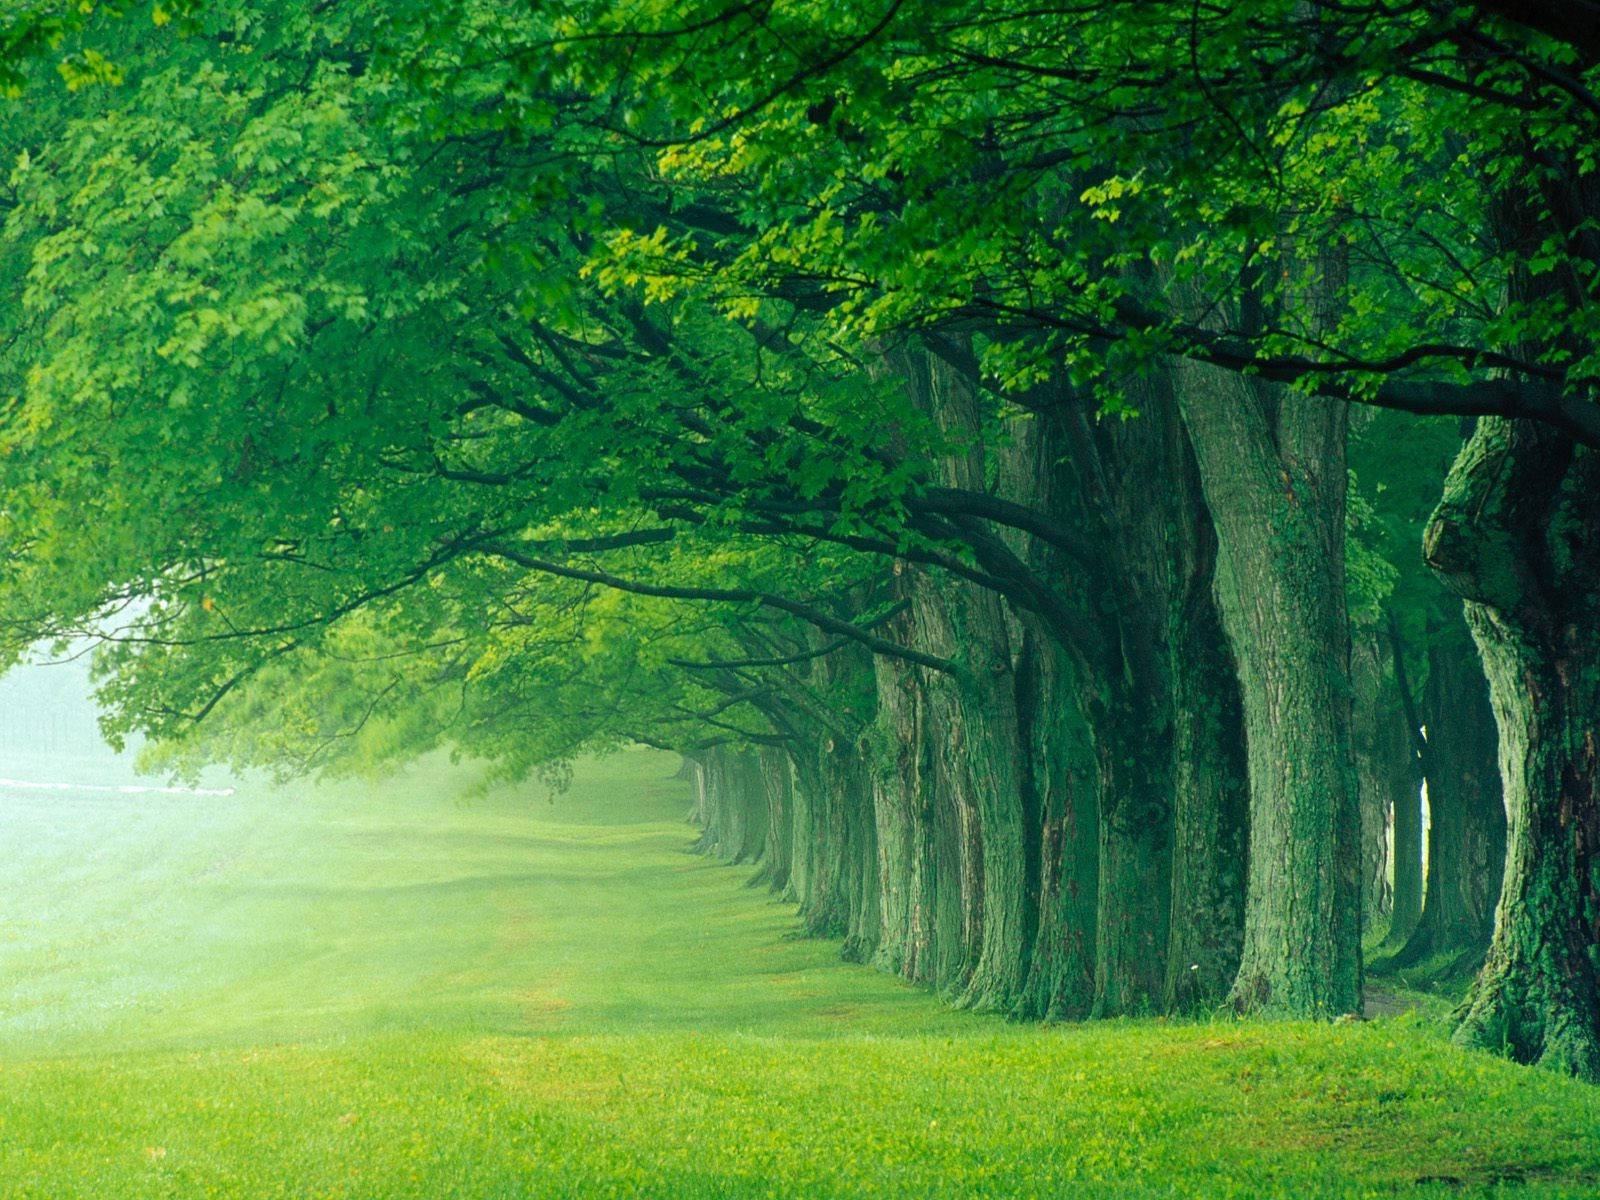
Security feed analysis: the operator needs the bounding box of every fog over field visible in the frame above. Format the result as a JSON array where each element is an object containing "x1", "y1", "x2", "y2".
[{"x1": 0, "y1": 661, "x2": 940, "y2": 1058}]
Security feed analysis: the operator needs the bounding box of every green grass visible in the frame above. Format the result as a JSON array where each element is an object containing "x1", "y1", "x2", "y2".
[{"x1": 0, "y1": 748, "x2": 1596, "y2": 1198}]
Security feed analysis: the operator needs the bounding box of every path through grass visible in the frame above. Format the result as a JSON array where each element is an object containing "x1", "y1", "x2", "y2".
[{"x1": 0, "y1": 749, "x2": 1596, "y2": 1197}]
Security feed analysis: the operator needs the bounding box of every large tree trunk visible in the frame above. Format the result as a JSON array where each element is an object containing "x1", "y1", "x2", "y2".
[
  {"x1": 751, "y1": 744, "x2": 795, "y2": 893},
  {"x1": 1164, "y1": 568, "x2": 1250, "y2": 1013},
  {"x1": 876, "y1": 347, "x2": 1033, "y2": 1011},
  {"x1": 1047, "y1": 385, "x2": 1187, "y2": 1017},
  {"x1": 1012, "y1": 618, "x2": 1099, "y2": 1019},
  {"x1": 991, "y1": 410, "x2": 1099, "y2": 1020},
  {"x1": 1425, "y1": 417, "x2": 1600, "y2": 1080},
  {"x1": 789, "y1": 746, "x2": 854, "y2": 939},
  {"x1": 691, "y1": 745, "x2": 768, "y2": 864},
  {"x1": 907, "y1": 570, "x2": 1031, "y2": 1009},
  {"x1": 1086, "y1": 690, "x2": 1173, "y2": 1016},
  {"x1": 1350, "y1": 637, "x2": 1395, "y2": 935},
  {"x1": 827, "y1": 741, "x2": 881, "y2": 964},
  {"x1": 1162, "y1": 405, "x2": 1250, "y2": 1014},
  {"x1": 1389, "y1": 627, "x2": 1506, "y2": 969},
  {"x1": 774, "y1": 637, "x2": 878, "y2": 944},
  {"x1": 868, "y1": 641, "x2": 929, "y2": 982},
  {"x1": 1367, "y1": 626, "x2": 1424, "y2": 952},
  {"x1": 999, "y1": 370, "x2": 1246, "y2": 1018},
  {"x1": 1176, "y1": 360, "x2": 1363, "y2": 1017}
]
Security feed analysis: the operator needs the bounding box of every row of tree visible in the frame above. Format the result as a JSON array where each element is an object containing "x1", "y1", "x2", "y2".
[{"x1": 0, "y1": 1, "x2": 1595, "y2": 1077}]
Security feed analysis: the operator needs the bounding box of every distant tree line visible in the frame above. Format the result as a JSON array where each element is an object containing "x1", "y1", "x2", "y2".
[{"x1": 0, "y1": 1, "x2": 1595, "y2": 1078}]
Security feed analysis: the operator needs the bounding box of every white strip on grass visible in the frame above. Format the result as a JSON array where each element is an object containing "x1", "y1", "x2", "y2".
[{"x1": 0, "y1": 777, "x2": 234, "y2": 797}]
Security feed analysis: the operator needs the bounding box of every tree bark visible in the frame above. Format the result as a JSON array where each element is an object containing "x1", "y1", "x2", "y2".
[
  {"x1": 827, "y1": 740, "x2": 881, "y2": 964},
  {"x1": 691, "y1": 745, "x2": 767, "y2": 863},
  {"x1": 1012, "y1": 618, "x2": 1099, "y2": 1019},
  {"x1": 1162, "y1": 406, "x2": 1250, "y2": 1014},
  {"x1": 1350, "y1": 636, "x2": 1395, "y2": 935},
  {"x1": 879, "y1": 347, "x2": 1034, "y2": 1010},
  {"x1": 1176, "y1": 360, "x2": 1363, "y2": 1017},
  {"x1": 1425, "y1": 417, "x2": 1600, "y2": 1080},
  {"x1": 1045, "y1": 382, "x2": 1185, "y2": 1017},
  {"x1": 790, "y1": 745, "x2": 854, "y2": 939},
  {"x1": 1390, "y1": 626, "x2": 1506, "y2": 969},
  {"x1": 750, "y1": 744, "x2": 795, "y2": 893},
  {"x1": 868, "y1": 637, "x2": 936, "y2": 983},
  {"x1": 1164, "y1": 565, "x2": 1250, "y2": 1013}
]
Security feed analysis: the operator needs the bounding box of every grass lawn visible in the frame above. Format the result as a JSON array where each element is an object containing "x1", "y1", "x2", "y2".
[{"x1": 0, "y1": 747, "x2": 1595, "y2": 1198}]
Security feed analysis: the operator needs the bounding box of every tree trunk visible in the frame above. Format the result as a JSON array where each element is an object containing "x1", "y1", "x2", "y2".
[
  {"x1": 1176, "y1": 360, "x2": 1363, "y2": 1017},
  {"x1": 867, "y1": 647, "x2": 933, "y2": 983},
  {"x1": 1390, "y1": 626, "x2": 1505, "y2": 969},
  {"x1": 880, "y1": 347, "x2": 1033, "y2": 1011},
  {"x1": 693, "y1": 746, "x2": 767, "y2": 865},
  {"x1": 913, "y1": 576, "x2": 1030, "y2": 1009},
  {"x1": 826, "y1": 741, "x2": 881, "y2": 964},
  {"x1": 1350, "y1": 636, "x2": 1395, "y2": 935},
  {"x1": 790, "y1": 746, "x2": 854, "y2": 939},
  {"x1": 1084, "y1": 689, "x2": 1172, "y2": 1017},
  {"x1": 1013, "y1": 618, "x2": 1099, "y2": 1019},
  {"x1": 989, "y1": 410, "x2": 1100, "y2": 1020},
  {"x1": 1164, "y1": 572, "x2": 1250, "y2": 1013},
  {"x1": 1162, "y1": 407, "x2": 1250, "y2": 1015},
  {"x1": 1385, "y1": 748, "x2": 1424, "y2": 948},
  {"x1": 1425, "y1": 417, "x2": 1600, "y2": 1080},
  {"x1": 1046, "y1": 383, "x2": 1186, "y2": 1017},
  {"x1": 750, "y1": 745, "x2": 795, "y2": 893},
  {"x1": 730, "y1": 748, "x2": 769, "y2": 864}
]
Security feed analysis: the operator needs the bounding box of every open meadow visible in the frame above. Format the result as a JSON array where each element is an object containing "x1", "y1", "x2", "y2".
[{"x1": 0, "y1": 748, "x2": 1596, "y2": 1199}]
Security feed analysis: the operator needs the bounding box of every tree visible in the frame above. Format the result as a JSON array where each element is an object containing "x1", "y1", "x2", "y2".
[{"x1": 4, "y1": 0, "x2": 1600, "y2": 1073}]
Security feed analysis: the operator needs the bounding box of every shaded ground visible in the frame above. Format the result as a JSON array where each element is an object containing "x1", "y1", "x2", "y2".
[{"x1": 1364, "y1": 981, "x2": 1422, "y2": 1020}]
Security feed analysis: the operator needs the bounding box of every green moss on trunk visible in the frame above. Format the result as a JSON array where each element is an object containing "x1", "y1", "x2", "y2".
[
  {"x1": 1426, "y1": 418, "x2": 1600, "y2": 1081},
  {"x1": 1165, "y1": 585, "x2": 1249, "y2": 1014},
  {"x1": 750, "y1": 746, "x2": 795, "y2": 894},
  {"x1": 1390, "y1": 631, "x2": 1504, "y2": 969},
  {"x1": 1177, "y1": 360, "x2": 1362, "y2": 1018},
  {"x1": 1013, "y1": 623, "x2": 1099, "y2": 1020}
]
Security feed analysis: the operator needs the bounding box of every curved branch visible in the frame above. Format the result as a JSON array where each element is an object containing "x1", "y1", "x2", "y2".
[{"x1": 478, "y1": 541, "x2": 959, "y2": 675}]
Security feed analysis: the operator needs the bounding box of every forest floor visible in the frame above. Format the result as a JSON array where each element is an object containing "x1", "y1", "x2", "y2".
[{"x1": 0, "y1": 748, "x2": 1595, "y2": 1198}]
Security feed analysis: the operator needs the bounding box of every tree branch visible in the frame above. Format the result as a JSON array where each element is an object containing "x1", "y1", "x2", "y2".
[{"x1": 478, "y1": 542, "x2": 959, "y2": 675}]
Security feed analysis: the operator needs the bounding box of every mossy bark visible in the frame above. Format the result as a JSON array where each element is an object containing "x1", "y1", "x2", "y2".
[
  {"x1": 1086, "y1": 694, "x2": 1172, "y2": 1017},
  {"x1": 1390, "y1": 630, "x2": 1505, "y2": 969},
  {"x1": 826, "y1": 742, "x2": 882, "y2": 964},
  {"x1": 877, "y1": 347, "x2": 1032, "y2": 1011},
  {"x1": 1164, "y1": 575, "x2": 1250, "y2": 1013},
  {"x1": 783, "y1": 746, "x2": 814, "y2": 908},
  {"x1": 731, "y1": 749, "x2": 770, "y2": 864},
  {"x1": 1046, "y1": 385, "x2": 1188, "y2": 1017},
  {"x1": 691, "y1": 746, "x2": 768, "y2": 864},
  {"x1": 775, "y1": 639, "x2": 879, "y2": 945},
  {"x1": 1013, "y1": 619, "x2": 1099, "y2": 1020},
  {"x1": 1382, "y1": 714, "x2": 1425, "y2": 949},
  {"x1": 750, "y1": 745, "x2": 795, "y2": 893},
  {"x1": 908, "y1": 571, "x2": 1030, "y2": 1009},
  {"x1": 1426, "y1": 418, "x2": 1600, "y2": 1081},
  {"x1": 867, "y1": 647, "x2": 932, "y2": 983},
  {"x1": 1162, "y1": 412, "x2": 1249, "y2": 1015},
  {"x1": 1004, "y1": 372, "x2": 1244, "y2": 1017},
  {"x1": 1176, "y1": 360, "x2": 1362, "y2": 1017},
  {"x1": 790, "y1": 747, "x2": 854, "y2": 939},
  {"x1": 1350, "y1": 637, "x2": 1395, "y2": 934},
  {"x1": 867, "y1": 596, "x2": 971, "y2": 990}
]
